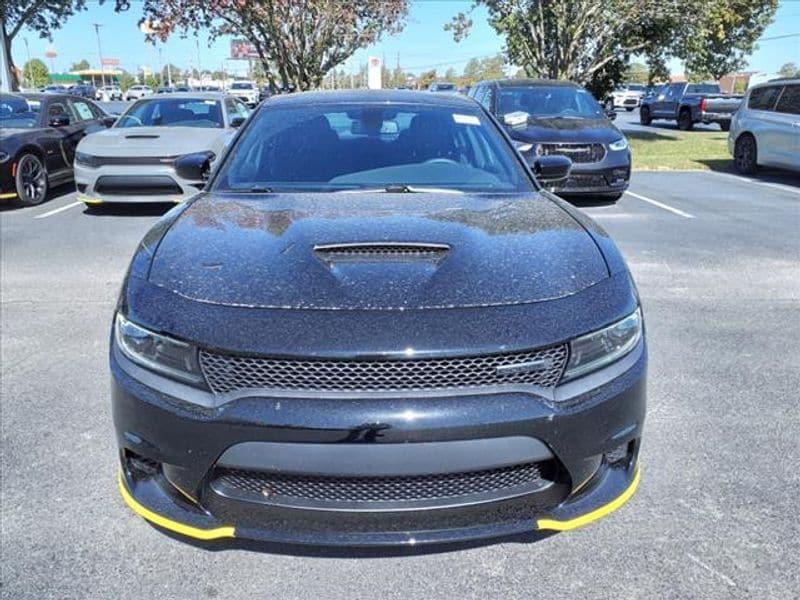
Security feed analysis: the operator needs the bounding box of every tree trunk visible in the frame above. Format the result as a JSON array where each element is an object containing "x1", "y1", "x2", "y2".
[{"x1": 1, "y1": 24, "x2": 19, "y2": 92}]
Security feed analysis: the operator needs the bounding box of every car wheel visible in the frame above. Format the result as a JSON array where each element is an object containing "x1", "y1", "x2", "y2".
[
  {"x1": 639, "y1": 107, "x2": 652, "y2": 125},
  {"x1": 15, "y1": 153, "x2": 48, "y2": 206},
  {"x1": 678, "y1": 109, "x2": 694, "y2": 131},
  {"x1": 719, "y1": 122, "x2": 730, "y2": 132},
  {"x1": 734, "y1": 134, "x2": 758, "y2": 175}
]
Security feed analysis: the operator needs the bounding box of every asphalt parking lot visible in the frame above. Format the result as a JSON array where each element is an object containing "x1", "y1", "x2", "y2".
[{"x1": 2, "y1": 168, "x2": 799, "y2": 599}]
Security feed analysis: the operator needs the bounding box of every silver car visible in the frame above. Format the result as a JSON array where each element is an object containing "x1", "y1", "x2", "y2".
[
  {"x1": 729, "y1": 79, "x2": 800, "y2": 174},
  {"x1": 74, "y1": 93, "x2": 251, "y2": 205},
  {"x1": 125, "y1": 85, "x2": 153, "y2": 101}
]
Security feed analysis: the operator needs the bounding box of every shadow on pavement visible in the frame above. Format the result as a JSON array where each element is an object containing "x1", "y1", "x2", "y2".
[
  {"x1": 0, "y1": 183, "x2": 75, "y2": 213},
  {"x1": 694, "y1": 160, "x2": 800, "y2": 187},
  {"x1": 156, "y1": 525, "x2": 555, "y2": 557}
]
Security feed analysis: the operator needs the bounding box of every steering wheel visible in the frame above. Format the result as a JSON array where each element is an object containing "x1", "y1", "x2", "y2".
[{"x1": 424, "y1": 158, "x2": 458, "y2": 165}]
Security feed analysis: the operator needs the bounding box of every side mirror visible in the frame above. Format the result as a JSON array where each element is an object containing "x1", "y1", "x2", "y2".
[
  {"x1": 174, "y1": 151, "x2": 215, "y2": 182},
  {"x1": 102, "y1": 116, "x2": 117, "y2": 128},
  {"x1": 49, "y1": 113, "x2": 70, "y2": 127},
  {"x1": 230, "y1": 115, "x2": 246, "y2": 128},
  {"x1": 605, "y1": 108, "x2": 617, "y2": 120},
  {"x1": 534, "y1": 155, "x2": 572, "y2": 184}
]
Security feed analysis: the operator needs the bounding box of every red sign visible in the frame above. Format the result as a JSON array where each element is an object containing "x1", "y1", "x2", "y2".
[
  {"x1": 101, "y1": 57, "x2": 120, "y2": 67},
  {"x1": 230, "y1": 39, "x2": 259, "y2": 60}
]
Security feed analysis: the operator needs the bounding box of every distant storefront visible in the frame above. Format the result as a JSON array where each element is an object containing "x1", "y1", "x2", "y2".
[{"x1": 69, "y1": 68, "x2": 122, "y2": 86}]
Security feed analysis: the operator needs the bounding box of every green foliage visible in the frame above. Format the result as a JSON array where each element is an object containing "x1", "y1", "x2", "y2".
[
  {"x1": 446, "y1": 0, "x2": 778, "y2": 98},
  {"x1": 23, "y1": 58, "x2": 49, "y2": 88},
  {"x1": 160, "y1": 63, "x2": 181, "y2": 84},
  {"x1": 70, "y1": 59, "x2": 91, "y2": 71},
  {"x1": 127, "y1": 0, "x2": 409, "y2": 90},
  {"x1": 416, "y1": 69, "x2": 437, "y2": 90},
  {"x1": 118, "y1": 71, "x2": 136, "y2": 91},
  {"x1": 778, "y1": 62, "x2": 798, "y2": 78},
  {"x1": 462, "y1": 54, "x2": 506, "y2": 85},
  {"x1": 625, "y1": 62, "x2": 649, "y2": 84}
]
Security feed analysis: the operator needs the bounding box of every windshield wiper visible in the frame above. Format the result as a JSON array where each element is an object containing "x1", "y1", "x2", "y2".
[
  {"x1": 337, "y1": 185, "x2": 464, "y2": 195},
  {"x1": 236, "y1": 185, "x2": 274, "y2": 193}
]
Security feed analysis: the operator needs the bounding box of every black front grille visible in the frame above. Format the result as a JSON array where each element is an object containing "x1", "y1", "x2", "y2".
[
  {"x1": 560, "y1": 174, "x2": 609, "y2": 189},
  {"x1": 88, "y1": 155, "x2": 176, "y2": 167},
  {"x1": 213, "y1": 462, "x2": 546, "y2": 506},
  {"x1": 199, "y1": 344, "x2": 568, "y2": 395},
  {"x1": 94, "y1": 175, "x2": 182, "y2": 196},
  {"x1": 539, "y1": 143, "x2": 606, "y2": 164}
]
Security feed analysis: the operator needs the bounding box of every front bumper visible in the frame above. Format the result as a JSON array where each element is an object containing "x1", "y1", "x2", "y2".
[
  {"x1": 535, "y1": 149, "x2": 631, "y2": 197},
  {"x1": 111, "y1": 334, "x2": 646, "y2": 547},
  {"x1": 74, "y1": 162, "x2": 201, "y2": 204}
]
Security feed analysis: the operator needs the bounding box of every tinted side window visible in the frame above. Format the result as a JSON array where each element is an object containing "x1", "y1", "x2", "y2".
[
  {"x1": 748, "y1": 85, "x2": 783, "y2": 111},
  {"x1": 774, "y1": 85, "x2": 800, "y2": 115}
]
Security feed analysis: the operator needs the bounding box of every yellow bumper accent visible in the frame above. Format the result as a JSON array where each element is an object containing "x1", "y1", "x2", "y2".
[
  {"x1": 0, "y1": 192, "x2": 18, "y2": 199},
  {"x1": 537, "y1": 466, "x2": 641, "y2": 531},
  {"x1": 117, "y1": 473, "x2": 235, "y2": 540},
  {"x1": 77, "y1": 194, "x2": 103, "y2": 205}
]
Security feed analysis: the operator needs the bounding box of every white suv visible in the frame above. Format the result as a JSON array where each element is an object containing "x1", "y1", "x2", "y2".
[
  {"x1": 228, "y1": 81, "x2": 259, "y2": 107},
  {"x1": 729, "y1": 79, "x2": 800, "y2": 174},
  {"x1": 96, "y1": 85, "x2": 123, "y2": 101},
  {"x1": 125, "y1": 85, "x2": 153, "y2": 101}
]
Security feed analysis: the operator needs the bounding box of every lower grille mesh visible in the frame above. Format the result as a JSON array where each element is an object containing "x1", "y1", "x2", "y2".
[
  {"x1": 214, "y1": 462, "x2": 545, "y2": 504},
  {"x1": 199, "y1": 345, "x2": 568, "y2": 395}
]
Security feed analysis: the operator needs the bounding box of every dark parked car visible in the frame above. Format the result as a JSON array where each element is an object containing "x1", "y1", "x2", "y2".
[
  {"x1": 639, "y1": 82, "x2": 742, "y2": 131},
  {"x1": 0, "y1": 93, "x2": 114, "y2": 205},
  {"x1": 113, "y1": 90, "x2": 646, "y2": 547},
  {"x1": 469, "y1": 79, "x2": 631, "y2": 202},
  {"x1": 68, "y1": 83, "x2": 97, "y2": 99}
]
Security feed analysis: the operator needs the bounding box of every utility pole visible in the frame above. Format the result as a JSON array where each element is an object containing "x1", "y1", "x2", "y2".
[
  {"x1": 196, "y1": 37, "x2": 202, "y2": 84},
  {"x1": 23, "y1": 38, "x2": 32, "y2": 88},
  {"x1": 93, "y1": 23, "x2": 106, "y2": 87},
  {"x1": 0, "y1": 25, "x2": 11, "y2": 92}
]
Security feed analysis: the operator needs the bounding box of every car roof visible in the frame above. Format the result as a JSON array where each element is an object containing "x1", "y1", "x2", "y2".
[
  {"x1": 477, "y1": 79, "x2": 581, "y2": 89},
  {"x1": 264, "y1": 89, "x2": 476, "y2": 108},
  {"x1": 20, "y1": 93, "x2": 87, "y2": 101},
  {"x1": 751, "y1": 77, "x2": 799, "y2": 88},
  {"x1": 136, "y1": 91, "x2": 228, "y2": 100}
]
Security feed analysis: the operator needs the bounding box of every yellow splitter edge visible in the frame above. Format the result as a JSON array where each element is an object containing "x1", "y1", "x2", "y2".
[{"x1": 118, "y1": 467, "x2": 640, "y2": 541}]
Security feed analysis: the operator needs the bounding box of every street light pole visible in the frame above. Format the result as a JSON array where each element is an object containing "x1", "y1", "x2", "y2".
[{"x1": 93, "y1": 23, "x2": 106, "y2": 87}]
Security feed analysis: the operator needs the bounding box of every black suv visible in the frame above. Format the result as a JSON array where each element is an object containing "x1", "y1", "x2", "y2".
[{"x1": 469, "y1": 79, "x2": 632, "y2": 202}]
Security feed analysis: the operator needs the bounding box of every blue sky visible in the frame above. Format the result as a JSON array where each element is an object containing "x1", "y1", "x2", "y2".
[{"x1": 11, "y1": 0, "x2": 800, "y2": 78}]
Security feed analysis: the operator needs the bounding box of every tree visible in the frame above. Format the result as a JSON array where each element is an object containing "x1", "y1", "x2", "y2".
[
  {"x1": 779, "y1": 62, "x2": 798, "y2": 78},
  {"x1": 118, "y1": 70, "x2": 136, "y2": 91},
  {"x1": 1, "y1": 0, "x2": 116, "y2": 90},
  {"x1": 160, "y1": 63, "x2": 181, "y2": 84},
  {"x1": 127, "y1": 0, "x2": 409, "y2": 91},
  {"x1": 446, "y1": 0, "x2": 778, "y2": 97},
  {"x1": 70, "y1": 59, "x2": 90, "y2": 71},
  {"x1": 673, "y1": 0, "x2": 778, "y2": 80},
  {"x1": 416, "y1": 69, "x2": 437, "y2": 90},
  {"x1": 624, "y1": 62, "x2": 649, "y2": 84},
  {"x1": 23, "y1": 58, "x2": 49, "y2": 88}
]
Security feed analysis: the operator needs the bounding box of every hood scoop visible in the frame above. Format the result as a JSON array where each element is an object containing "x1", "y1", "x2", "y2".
[
  {"x1": 314, "y1": 242, "x2": 450, "y2": 263},
  {"x1": 125, "y1": 134, "x2": 160, "y2": 139}
]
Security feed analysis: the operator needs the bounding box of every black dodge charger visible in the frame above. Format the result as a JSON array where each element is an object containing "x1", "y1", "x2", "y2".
[
  {"x1": 112, "y1": 90, "x2": 646, "y2": 546},
  {"x1": 0, "y1": 92, "x2": 113, "y2": 205},
  {"x1": 469, "y1": 79, "x2": 632, "y2": 202}
]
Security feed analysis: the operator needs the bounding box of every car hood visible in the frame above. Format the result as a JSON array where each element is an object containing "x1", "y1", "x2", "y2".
[
  {"x1": 146, "y1": 192, "x2": 609, "y2": 310},
  {"x1": 78, "y1": 126, "x2": 230, "y2": 157},
  {"x1": 507, "y1": 117, "x2": 622, "y2": 144}
]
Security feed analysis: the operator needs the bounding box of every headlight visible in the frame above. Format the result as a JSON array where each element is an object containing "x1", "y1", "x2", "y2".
[
  {"x1": 75, "y1": 151, "x2": 95, "y2": 167},
  {"x1": 562, "y1": 308, "x2": 642, "y2": 381},
  {"x1": 115, "y1": 313, "x2": 204, "y2": 384},
  {"x1": 608, "y1": 138, "x2": 628, "y2": 151}
]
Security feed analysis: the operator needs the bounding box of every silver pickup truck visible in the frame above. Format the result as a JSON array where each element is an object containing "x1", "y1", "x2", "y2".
[{"x1": 640, "y1": 82, "x2": 743, "y2": 131}]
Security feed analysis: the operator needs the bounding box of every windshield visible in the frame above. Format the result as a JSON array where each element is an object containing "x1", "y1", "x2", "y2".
[
  {"x1": 433, "y1": 83, "x2": 455, "y2": 91},
  {"x1": 213, "y1": 102, "x2": 533, "y2": 193},
  {"x1": 0, "y1": 96, "x2": 38, "y2": 128},
  {"x1": 627, "y1": 84, "x2": 645, "y2": 91},
  {"x1": 115, "y1": 98, "x2": 224, "y2": 128},
  {"x1": 497, "y1": 86, "x2": 605, "y2": 119},
  {"x1": 231, "y1": 82, "x2": 254, "y2": 90},
  {"x1": 686, "y1": 84, "x2": 721, "y2": 94}
]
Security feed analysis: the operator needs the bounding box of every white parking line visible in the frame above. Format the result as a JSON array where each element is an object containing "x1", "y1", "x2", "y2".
[
  {"x1": 705, "y1": 171, "x2": 800, "y2": 196},
  {"x1": 33, "y1": 201, "x2": 82, "y2": 219},
  {"x1": 625, "y1": 191, "x2": 695, "y2": 219}
]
